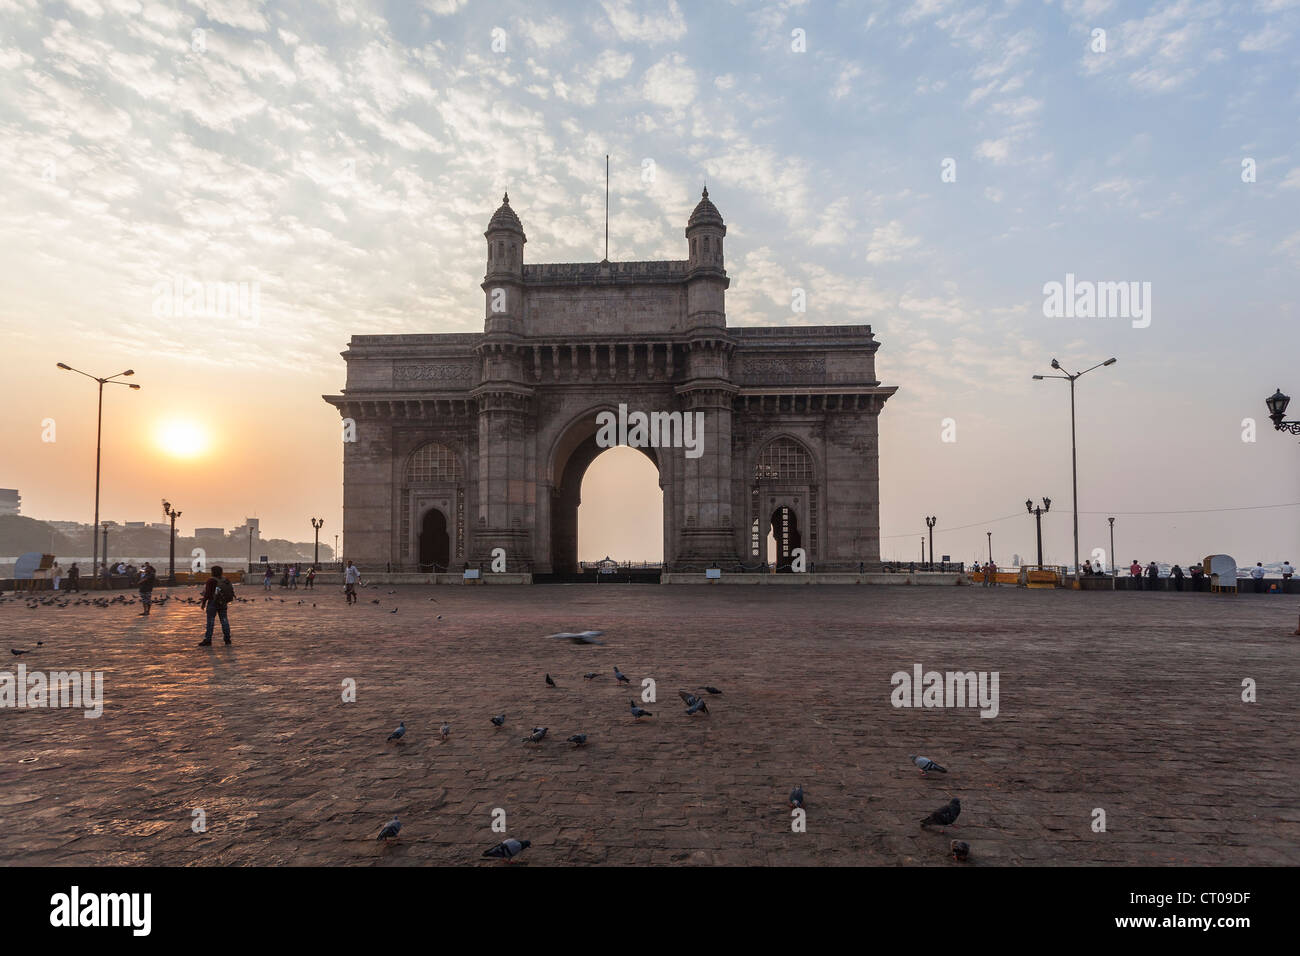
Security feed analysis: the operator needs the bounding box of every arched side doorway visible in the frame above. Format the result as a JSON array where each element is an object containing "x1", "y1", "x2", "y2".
[
  {"x1": 752, "y1": 435, "x2": 818, "y2": 570},
  {"x1": 768, "y1": 505, "x2": 803, "y2": 571},
  {"x1": 419, "y1": 508, "x2": 450, "y2": 572}
]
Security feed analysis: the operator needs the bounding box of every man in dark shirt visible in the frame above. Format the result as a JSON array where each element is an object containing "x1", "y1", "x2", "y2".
[
  {"x1": 138, "y1": 562, "x2": 157, "y2": 615},
  {"x1": 198, "y1": 566, "x2": 233, "y2": 647}
]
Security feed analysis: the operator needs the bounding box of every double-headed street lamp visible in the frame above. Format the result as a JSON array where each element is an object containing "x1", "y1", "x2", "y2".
[
  {"x1": 311, "y1": 517, "x2": 324, "y2": 567},
  {"x1": 1025, "y1": 497, "x2": 1051, "y2": 567},
  {"x1": 1265, "y1": 388, "x2": 1300, "y2": 437},
  {"x1": 1033, "y1": 357, "x2": 1117, "y2": 582},
  {"x1": 56, "y1": 364, "x2": 140, "y2": 589},
  {"x1": 162, "y1": 500, "x2": 182, "y2": 585},
  {"x1": 925, "y1": 516, "x2": 937, "y2": 570}
]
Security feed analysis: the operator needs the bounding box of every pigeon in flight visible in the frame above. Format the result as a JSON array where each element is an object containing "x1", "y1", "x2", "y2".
[
  {"x1": 545, "y1": 673, "x2": 556, "y2": 688},
  {"x1": 950, "y1": 840, "x2": 970, "y2": 862},
  {"x1": 789, "y1": 785, "x2": 804, "y2": 809},
  {"x1": 387, "y1": 721, "x2": 406, "y2": 743},
  {"x1": 614, "y1": 667, "x2": 630, "y2": 684},
  {"x1": 920, "y1": 798, "x2": 961, "y2": 829},
  {"x1": 11, "y1": 649, "x2": 28, "y2": 656},
  {"x1": 567, "y1": 733, "x2": 587, "y2": 746},
  {"x1": 678, "y1": 691, "x2": 702, "y2": 707},
  {"x1": 629, "y1": 699, "x2": 652, "y2": 719},
  {"x1": 909, "y1": 755, "x2": 948, "y2": 776},
  {"x1": 583, "y1": 672, "x2": 599, "y2": 680},
  {"x1": 439, "y1": 723, "x2": 451, "y2": 741},
  {"x1": 702, "y1": 686, "x2": 723, "y2": 696},
  {"x1": 482, "y1": 838, "x2": 530, "y2": 862},
  {"x1": 523, "y1": 727, "x2": 548, "y2": 743},
  {"x1": 685, "y1": 698, "x2": 709, "y2": 716},
  {"x1": 548, "y1": 630, "x2": 605, "y2": 645},
  {"x1": 377, "y1": 816, "x2": 402, "y2": 842},
  {"x1": 490, "y1": 714, "x2": 505, "y2": 728}
]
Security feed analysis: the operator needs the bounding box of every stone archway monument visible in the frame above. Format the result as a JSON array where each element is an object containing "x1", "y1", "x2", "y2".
[{"x1": 323, "y1": 190, "x2": 896, "y2": 575}]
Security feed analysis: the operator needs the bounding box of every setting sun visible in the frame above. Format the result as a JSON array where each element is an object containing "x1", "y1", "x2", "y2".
[{"x1": 156, "y1": 420, "x2": 208, "y2": 459}]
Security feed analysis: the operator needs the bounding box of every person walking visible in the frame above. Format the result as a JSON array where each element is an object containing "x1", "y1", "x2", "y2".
[
  {"x1": 137, "y1": 562, "x2": 157, "y2": 615},
  {"x1": 198, "y1": 566, "x2": 234, "y2": 646},
  {"x1": 288, "y1": 564, "x2": 297, "y2": 590},
  {"x1": 343, "y1": 560, "x2": 360, "y2": 605},
  {"x1": 1171, "y1": 564, "x2": 1184, "y2": 591},
  {"x1": 1250, "y1": 562, "x2": 1266, "y2": 594},
  {"x1": 263, "y1": 565, "x2": 273, "y2": 591},
  {"x1": 67, "y1": 562, "x2": 80, "y2": 592},
  {"x1": 305, "y1": 566, "x2": 316, "y2": 590}
]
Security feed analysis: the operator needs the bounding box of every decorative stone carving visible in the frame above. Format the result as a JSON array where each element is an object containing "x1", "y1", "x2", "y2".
[{"x1": 394, "y1": 364, "x2": 475, "y2": 385}]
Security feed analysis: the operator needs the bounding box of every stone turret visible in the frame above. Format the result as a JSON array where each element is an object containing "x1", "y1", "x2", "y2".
[
  {"x1": 483, "y1": 192, "x2": 525, "y2": 336},
  {"x1": 684, "y1": 187, "x2": 728, "y2": 331}
]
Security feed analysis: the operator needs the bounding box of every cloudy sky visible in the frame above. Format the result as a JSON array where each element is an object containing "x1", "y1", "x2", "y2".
[{"x1": 1, "y1": 0, "x2": 1298, "y2": 567}]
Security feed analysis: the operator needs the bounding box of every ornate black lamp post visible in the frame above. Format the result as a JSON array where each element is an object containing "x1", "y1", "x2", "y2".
[
  {"x1": 1025, "y1": 497, "x2": 1050, "y2": 567},
  {"x1": 1266, "y1": 388, "x2": 1300, "y2": 436},
  {"x1": 311, "y1": 517, "x2": 324, "y2": 567},
  {"x1": 925, "y1": 516, "x2": 936, "y2": 570},
  {"x1": 56, "y1": 363, "x2": 139, "y2": 589},
  {"x1": 1108, "y1": 516, "x2": 1116, "y2": 578},
  {"x1": 162, "y1": 500, "x2": 182, "y2": 585}
]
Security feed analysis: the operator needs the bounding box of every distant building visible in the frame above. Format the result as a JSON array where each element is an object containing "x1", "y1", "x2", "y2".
[
  {"x1": 48, "y1": 520, "x2": 88, "y2": 534},
  {"x1": 230, "y1": 517, "x2": 260, "y2": 537},
  {"x1": 147, "y1": 522, "x2": 171, "y2": 531},
  {"x1": 194, "y1": 527, "x2": 226, "y2": 538},
  {"x1": 124, "y1": 521, "x2": 147, "y2": 529},
  {"x1": 0, "y1": 489, "x2": 20, "y2": 516}
]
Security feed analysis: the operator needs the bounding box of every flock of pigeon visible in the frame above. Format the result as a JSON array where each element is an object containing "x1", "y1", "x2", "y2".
[{"x1": 3, "y1": 590, "x2": 973, "y2": 864}]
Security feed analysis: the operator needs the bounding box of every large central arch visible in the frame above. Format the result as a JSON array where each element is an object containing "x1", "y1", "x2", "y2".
[{"x1": 548, "y1": 408, "x2": 661, "y2": 575}]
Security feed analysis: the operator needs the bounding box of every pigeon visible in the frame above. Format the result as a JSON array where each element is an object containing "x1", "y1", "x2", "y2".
[
  {"x1": 439, "y1": 723, "x2": 450, "y2": 741},
  {"x1": 377, "y1": 816, "x2": 402, "y2": 842},
  {"x1": 490, "y1": 714, "x2": 505, "y2": 727},
  {"x1": 387, "y1": 721, "x2": 407, "y2": 742},
  {"x1": 614, "y1": 667, "x2": 630, "y2": 684},
  {"x1": 482, "y1": 838, "x2": 530, "y2": 862},
  {"x1": 685, "y1": 698, "x2": 709, "y2": 716},
  {"x1": 389, "y1": 608, "x2": 398, "y2": 614},
  {"x1": 370, "y1": 599, "x2": 380, "y2": 604},
  {"x1": 545, "y1": 673, "x2": 556, "y2": 688},
  {"x1": 11, "y1": 649, "x2": 27, "y2": 656},
  {"x1": 790, "y1": 785, "x2": 804, "y2": 809},
  {"x1": 567, "y1": 733, "x2": 588, "y2": 746},
  {"x1": 678, "y1": 691, "x2": 702, "y2": 707},
  {"x1": 523, "y1": 727, "x2": 548, "y2": 743},
  {"x1": 629, "y1": 699, "x2": 652, "y2": 719},
  {"x1": 36, "y1": 641, "x2": 44, "y2": 646},
  {"x1": 583, "y1": 672, "x2": 599, "y2": 680},
  {"x1": 548, "y1": 630, "x2": 605, "y2": 645},
  {"x1": 909, "y1": 755, "x2": 947, "y2": 776},
  {"x1": 921, "y1": 798, "x2": 961, "y2": 829},
  {"x1": 950, "y1": 840, "x2": 970, "y2": 862},
  {"x1": 702, "y1": 686, "x2": 723, "y2": 695}
]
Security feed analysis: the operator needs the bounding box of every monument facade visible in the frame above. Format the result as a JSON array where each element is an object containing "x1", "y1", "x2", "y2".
[{"x1": 323, "y1": 190, "x2": 896, "y2": 574}]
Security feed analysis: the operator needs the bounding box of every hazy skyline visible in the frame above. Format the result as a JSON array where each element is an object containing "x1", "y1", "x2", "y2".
[{"x1": 2, "y1": 0, "x2": 1298, "y2": 567}]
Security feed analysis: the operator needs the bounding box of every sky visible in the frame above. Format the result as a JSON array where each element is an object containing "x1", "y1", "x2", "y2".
[{"x1": 0, "y1": 0, "x2": 1298, "y2": 568}]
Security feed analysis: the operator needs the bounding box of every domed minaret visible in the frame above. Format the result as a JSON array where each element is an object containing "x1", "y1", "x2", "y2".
[
  {"x1": 474, "y1": 192, "x2": 533, "y2": 568},
  {"x1": 678, "y1": 187, "x2": 738, "y2": 567},
  {"x1": 482, "y1": 192, "x2": 526, "y2": 336}
]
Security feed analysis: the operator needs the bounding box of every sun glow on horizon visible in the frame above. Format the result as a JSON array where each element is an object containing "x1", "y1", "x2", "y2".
[{"x1": 156, "y1": 420, "x2": 209, "y2": 459}]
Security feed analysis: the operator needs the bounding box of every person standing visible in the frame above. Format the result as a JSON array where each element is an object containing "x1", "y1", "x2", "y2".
[
  {"x1": 1280, "y1": 560, "x2": 1294, "y2": 582},
  {"x1": 1250, "y1": 562, "x2": 1266, "y2": 594},
  {"x1": 198, "y1": 566, "x2": 234, "y2": 646},
  {"x1": 67, "y1": 562, "x2": 80, "y2": 592},
  {"x1": 305, "y1": 566, "x2": 316, "y2": 590},
  {"x1": 1129, "y1": 560, "x2": 1142, "y2": 590},
  {"x1": 1146, "y1": 561, "x2": 1160, "y2": 590},
  {"x1": 138, "y1": 562, "x2": 157, "y2": 615},
  {"x1": 1171, "y1": 564, "x2": 1184, "y2": 591},
  {"x1": 343, "y1": 560, "x2": 360, "y2": 605},
  {"x1": 1190, "y1": 562, "x2": 1204, "y2": 592},
  {"x1": 51, "y1": 561, "x2": 62, "y2": 591},
  {"x1": 263, "y1": 565, "x2": 273, "y2": 591}
]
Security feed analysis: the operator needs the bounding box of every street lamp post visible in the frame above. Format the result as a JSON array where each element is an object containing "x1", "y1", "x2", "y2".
[
  {"x1": 1108, "y1": 517, "x2": 1116, "y2": 578},
  {"x1": 162, "y1": 500, "x2": 182, "y2": 585},
  {"x1": 1033, "y1": 356, "x2": 1117, "y2": 582},
  {"x1": 101, "y1": 522, "x2": 109, "y2": 585},
  {"x1": 334, "y1": 534, "x2": 339, "y2": 569},
  {"x1": 986, "y1": 531, "x2": 992, "y2": 564},
  {"x1": 1265, "y1": 388, "x2": 1300, "y2": 437},
  {"x1": 925, "y1": 516, "x2": 936, "y2": 571},
  {"x1": 1025, "y1": 497, "x2": 1051, "y2": 567},
  {"x1": 56, "y1": 364, "x2": 139, "y2": 589},
  {"x1": 311, "y1": 517, "x2": 324, "y2": 567}
]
